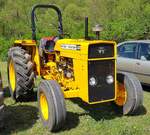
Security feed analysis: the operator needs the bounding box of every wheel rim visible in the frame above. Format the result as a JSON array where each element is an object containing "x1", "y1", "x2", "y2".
[
  {"x1": 40, "y1": 92, "x2": 49, "y2": 120},
  {"x1": 9, "y1": 60, "x2": 16, "y2": 92},
  {"x1": 115, "y1": 82, "x2": 127, "y2": 106}
]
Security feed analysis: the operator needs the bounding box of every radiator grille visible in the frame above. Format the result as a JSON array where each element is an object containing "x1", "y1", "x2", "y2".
[{"x1": 88, "y1": 60, "x2": 115, "y2": 102}]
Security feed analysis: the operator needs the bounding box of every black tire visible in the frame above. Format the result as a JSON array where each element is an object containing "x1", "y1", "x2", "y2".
[
  {"x1": 0, "y1": 72, "x2": 3, "y2": 106},
  {"x1": 38, "y1": 80, "x2": 66, "y2": 132},
  {"x1": 0, "y1": 91, "x2": 4, "y2": 106},
  {"x1": 116, "y1": 72, "x2": 143, "y2": 115},
  {"x1": 0, "y1": 72, "x2": 3, "y2": 91},
  {"x1": 8, "y1": 47, "x2": 34, "y2": 101}
]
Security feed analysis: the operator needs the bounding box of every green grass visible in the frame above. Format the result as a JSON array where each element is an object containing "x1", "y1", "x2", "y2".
[{"x1": 0, "y1": 62, "x2": 150, "y2": 135}]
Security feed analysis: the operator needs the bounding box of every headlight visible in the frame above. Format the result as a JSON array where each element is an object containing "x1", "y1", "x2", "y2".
[
  {"x1": 89, "y1": 77, "x2": 97, "y2": 86},
  {"x1": 106, "y1": 75, "x2": 114, "y2": 84}
]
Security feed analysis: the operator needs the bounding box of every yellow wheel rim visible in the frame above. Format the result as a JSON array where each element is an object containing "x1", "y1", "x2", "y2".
[
  {"x1": 40, "y1": 92, "x2": 49, "y2": 120},
  {"x1": 9, "y1": 60, "x2": 16, "y2": 92},
  {"x1": 115, "y1": 82, "x2": 127, "y2": 106}
]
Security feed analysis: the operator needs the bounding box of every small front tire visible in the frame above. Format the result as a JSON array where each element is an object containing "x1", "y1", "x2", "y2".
[
  {"x1": 38, "y1": 80, "x2": 66, "y2": 132},
  {"x1": 115, "y1": 72, "x2": 143, "y2": 115}
]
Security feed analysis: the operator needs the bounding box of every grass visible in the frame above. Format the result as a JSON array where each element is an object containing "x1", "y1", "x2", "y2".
[{"x1": 0, "y1": 62, "x2": 150, "y2": 135}]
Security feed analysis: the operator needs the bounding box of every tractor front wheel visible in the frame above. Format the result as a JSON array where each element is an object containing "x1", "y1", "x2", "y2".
[
  {"x1": 38, "y1": 80, "x2": 66, "y2": 132},
  {"x1": 115, "y1": 72, "x2": 143, "y2": 115},
  {"x1": 8, "y1": 47, "x2": 34, "y2": 101}
]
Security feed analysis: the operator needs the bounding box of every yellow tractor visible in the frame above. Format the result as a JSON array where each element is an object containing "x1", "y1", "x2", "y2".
[{"x1": 7, "y1": 4, "x2": 143, "y2": 132}]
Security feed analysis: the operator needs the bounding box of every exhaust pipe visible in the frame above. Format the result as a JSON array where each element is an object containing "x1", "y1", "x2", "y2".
[{"x1": 85, "y1": 16, "x2": 89, "y2": 40}]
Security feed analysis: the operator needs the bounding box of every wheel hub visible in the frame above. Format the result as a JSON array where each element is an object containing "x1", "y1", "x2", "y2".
[
  {"x1": 115, "y1": 82, "x2": 127, "y2": 106},
  {"x1": 40, "y1": 92, "x2": 49, "y2": 120},
  {"x1": 9, "y1": 60, "x2": 16, "y2": 92}
]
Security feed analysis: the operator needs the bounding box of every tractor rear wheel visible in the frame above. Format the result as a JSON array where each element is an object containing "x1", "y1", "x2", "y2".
[
  {"x1": 115, "y1": 72, "x2": 143, "y2": 115},
  {"x1": 38, "y1": 80, "x2": 66, "y2": 132},
  {"x1": 8, "y1": 47, "x2": 34, "y2": 101}
]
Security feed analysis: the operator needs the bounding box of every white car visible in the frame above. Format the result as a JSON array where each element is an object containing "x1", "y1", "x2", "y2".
[{"x1": 117, "y1": 40, "x2": 150, "y2": 85}]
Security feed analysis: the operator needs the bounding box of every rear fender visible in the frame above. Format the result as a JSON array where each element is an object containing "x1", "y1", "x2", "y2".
[{"x1": 14, "y1": 40, "x2": 41, "y2": 75}]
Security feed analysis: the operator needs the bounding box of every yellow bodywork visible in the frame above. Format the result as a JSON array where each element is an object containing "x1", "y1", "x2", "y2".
[{"x1": 13, "y1": 38, "x2": 117, "y2": 105}]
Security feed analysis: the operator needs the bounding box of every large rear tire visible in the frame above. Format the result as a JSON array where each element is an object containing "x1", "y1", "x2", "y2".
[
  {"x1": 115, "y1": 72, "x2": 143, "y2": 115},
  {"x1": 38, "y1": 80, "x2": 66, "y2": 132},
  {"x1": 8, "y1": 47, "x2": 34, "y2": 101}
]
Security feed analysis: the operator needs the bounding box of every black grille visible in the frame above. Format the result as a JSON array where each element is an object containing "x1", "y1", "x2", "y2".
[
  {"x1": 88, "y1": 43, "x2": 114, "y2": 59},
  {"x1": 88, "y1": 60, "x2": 115, "y2": 102}
]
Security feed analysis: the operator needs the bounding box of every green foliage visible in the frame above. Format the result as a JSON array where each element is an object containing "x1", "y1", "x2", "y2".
[
  {"x1": 0, "y1": 37, "x2": 13, "y2": 61},
  {"x1": 0, "y1": 0, "x2": 149, "y2": 60}
]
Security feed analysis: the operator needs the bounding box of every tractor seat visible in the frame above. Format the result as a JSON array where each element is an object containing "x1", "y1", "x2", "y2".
[{"x1": 39, "y1": 36, "x2": 58, "y2": 57}]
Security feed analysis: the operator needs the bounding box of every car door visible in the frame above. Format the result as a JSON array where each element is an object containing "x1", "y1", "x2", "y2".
[
  {"x1": 117, "y1": 42, "x2": 138, "y2": 73},
  {"x1": 134, "y1": 42, "x2": 150, "y2": 84}
]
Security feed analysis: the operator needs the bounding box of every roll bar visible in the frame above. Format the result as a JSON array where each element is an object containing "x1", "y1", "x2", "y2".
[{"x1": 31, "y1": 4, "x2": 63, "y2": 40}]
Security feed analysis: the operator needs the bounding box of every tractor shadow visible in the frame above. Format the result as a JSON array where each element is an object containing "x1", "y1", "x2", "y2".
[
  {"x1": 70, "y1": 98, "x2": 147, "y2": 122},
  {"x1": 3, "y1": 86, "x2": 37, "y2": 102},
  {"x1": 0, "y1": 105, "x2": 38, "y2": 135},
  {"x1": 61, "y1": 111, "x2": 80, "y2": 131},
  {"x1": 142, "y1": 85, "x2": 150, "y2": 92}
]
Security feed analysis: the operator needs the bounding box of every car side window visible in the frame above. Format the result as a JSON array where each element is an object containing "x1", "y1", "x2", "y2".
[
  {"x1": 139, "y1": 43, "x2": 150, "y2": 61},
  {"x1": 118, "y1": 43, "x2": 137, "y2": 59}
]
